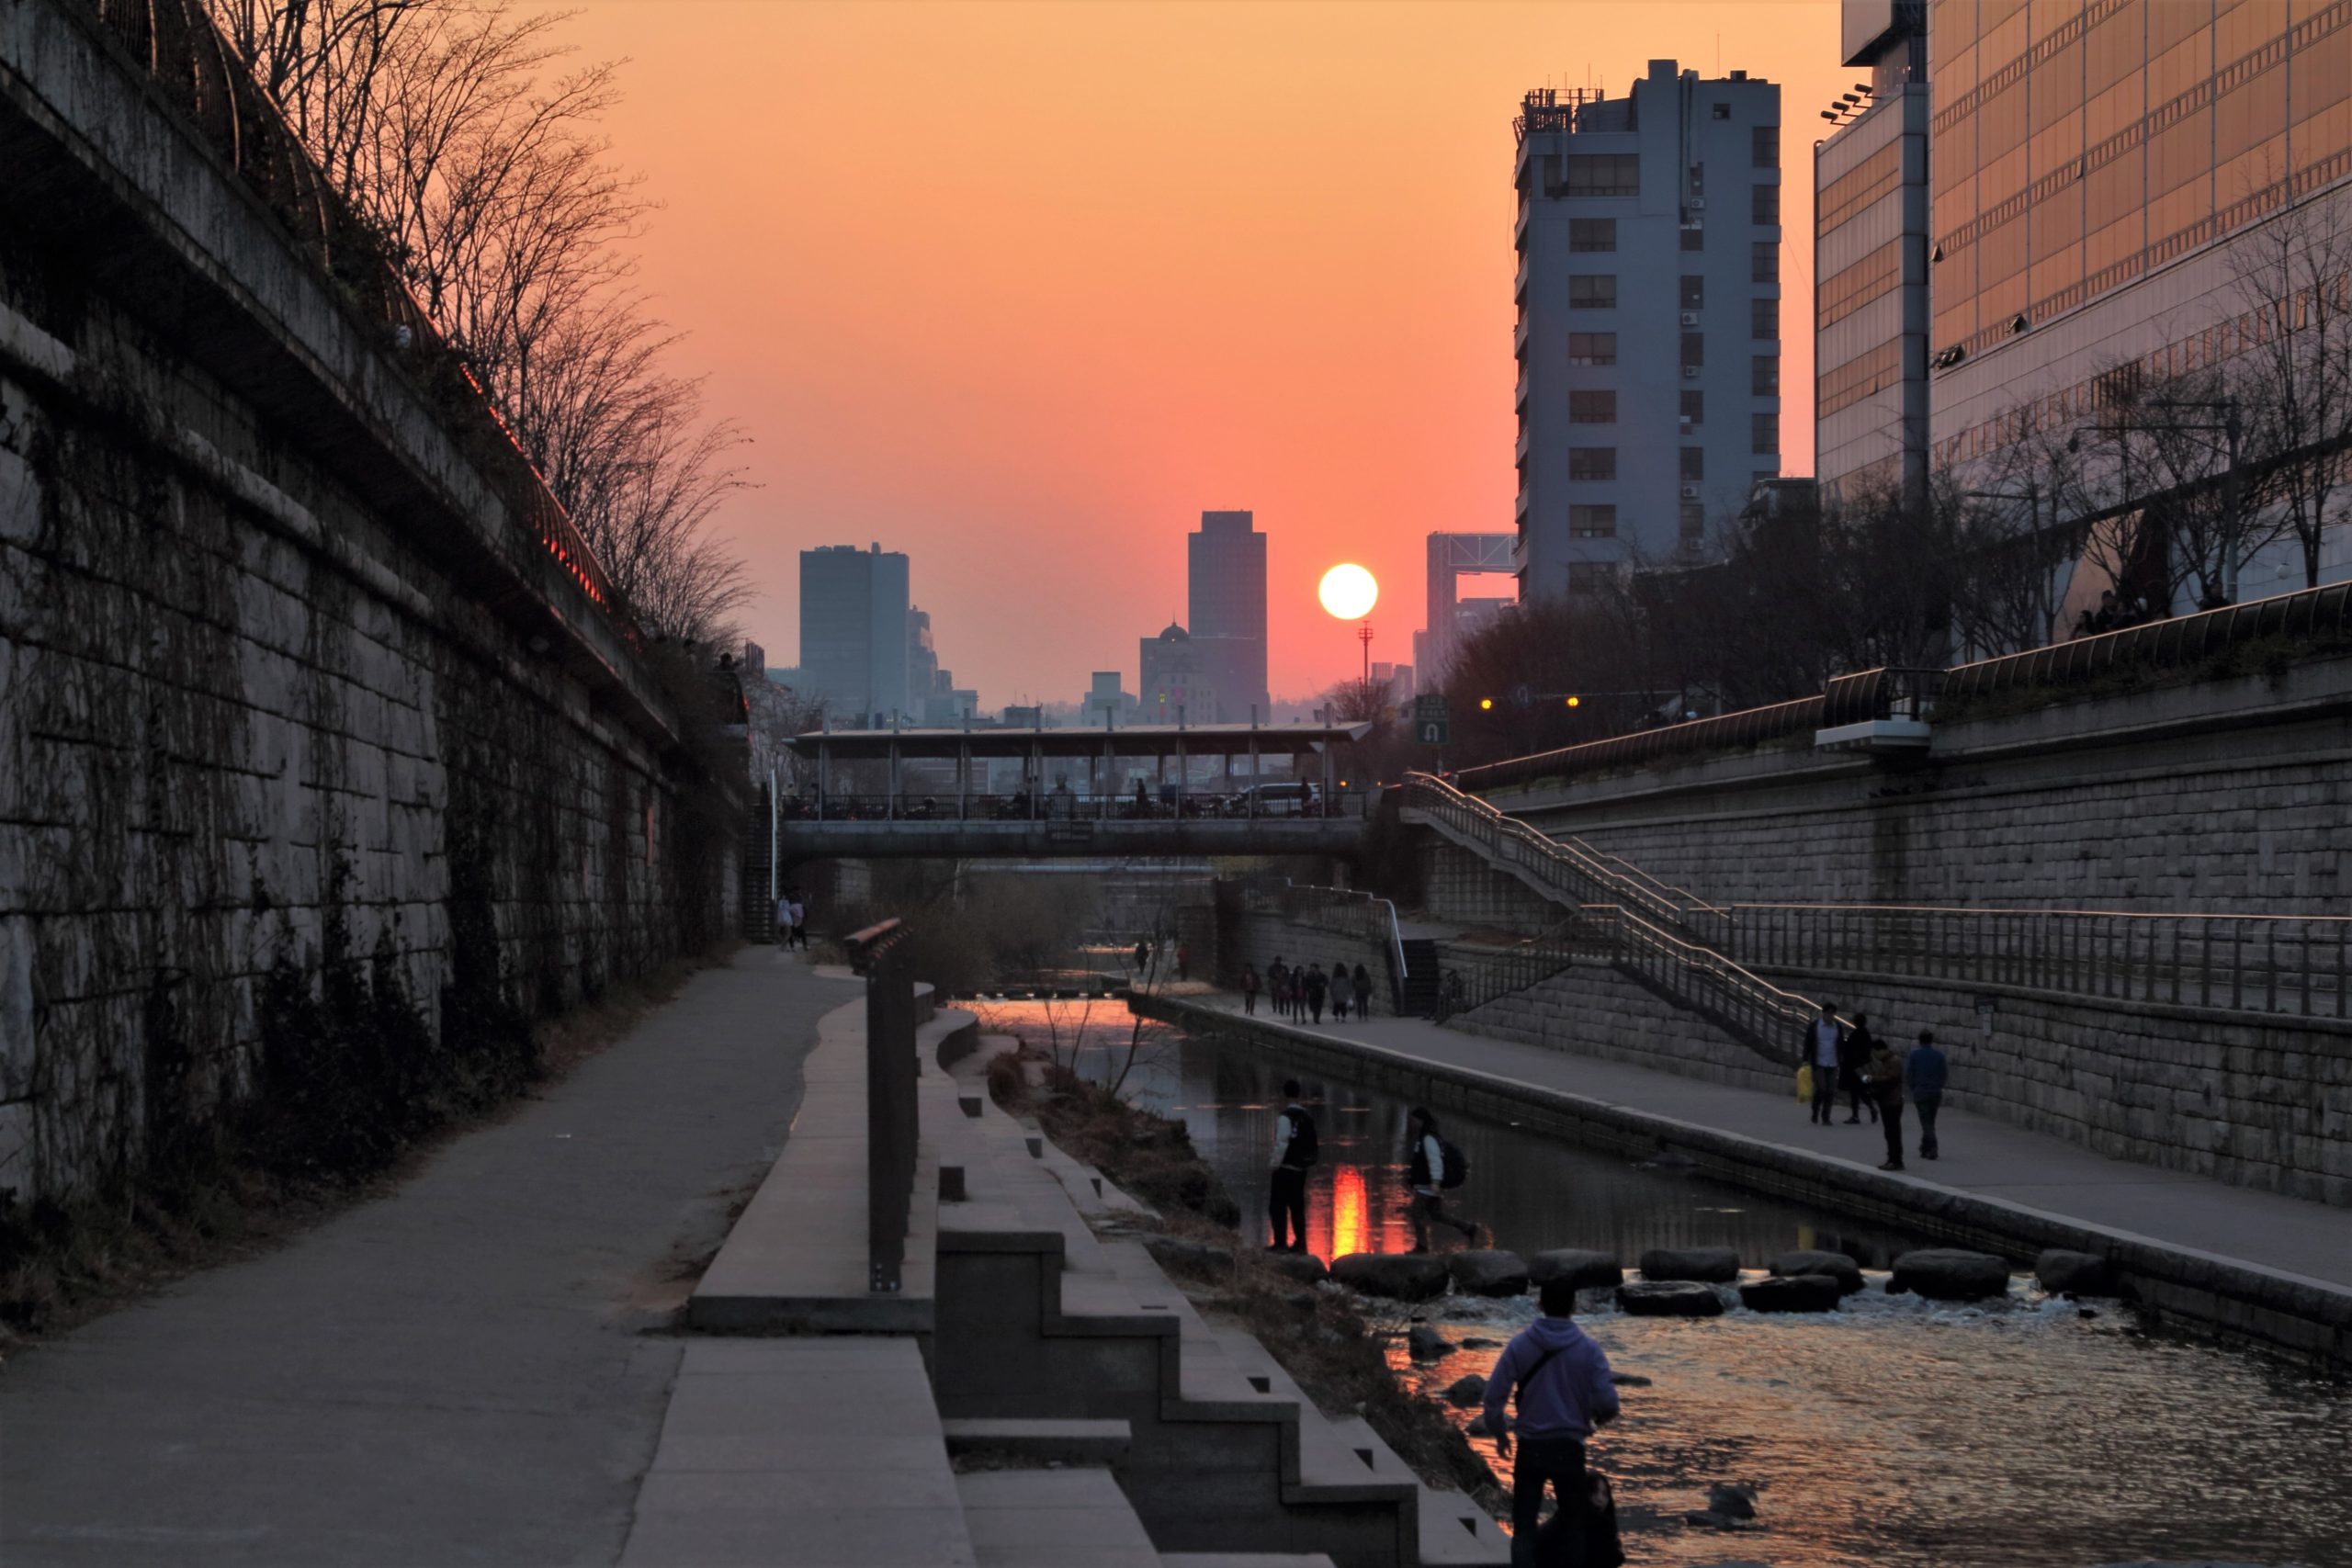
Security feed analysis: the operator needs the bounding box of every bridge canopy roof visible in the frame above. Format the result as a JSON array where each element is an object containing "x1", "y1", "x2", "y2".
[{"x1": 788, "y1": 721, "x2": 1371, "y2": 761}]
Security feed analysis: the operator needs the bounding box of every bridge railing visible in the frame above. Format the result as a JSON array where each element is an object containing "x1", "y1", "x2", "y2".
[
  {"x1": 75, "y1": 0, "x2": 643, "y2": 649},
  {"x1": 787, "y1": 790, "x2": 1379, "y2": 822},
  {"x1": 1723, "y1": 903, "x2": 2352, "y2": 1021},
  {"x1": 843, "y1": 918, "x2": 918, "y2": 1295}
]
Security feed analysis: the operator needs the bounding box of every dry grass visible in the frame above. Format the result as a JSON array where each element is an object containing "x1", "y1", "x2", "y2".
[
  {"x1": 987, "y1": 1043, "x2": 1505, "y2": 1517},
  {"x1": 0, "y1": 945, "x2": 738, "y2": 1359}
]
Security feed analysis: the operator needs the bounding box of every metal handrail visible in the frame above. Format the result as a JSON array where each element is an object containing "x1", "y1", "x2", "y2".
[
  {"x1": 74, "y1": 0, "x2": 643, "y2": 649},
  {"x1": 1400, "y1": 773, "x2": 1810, "y2": 1062},
  {"x1": 1722, "y1": 902, "x2": 2352, "y2": 1021},
  {"x1": 842, "y1": 918, "x2": 918, "y2": 1293},
  {"x1": 1231, "y1": 878, "x2": 1410, "y2": 989}
]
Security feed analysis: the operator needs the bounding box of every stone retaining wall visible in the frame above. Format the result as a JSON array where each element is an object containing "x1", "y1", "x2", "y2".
[
  {"x1": 0, "y1": 6, "x2": 739, "y2": 1204},
  {"x1": 1218, "y1": 913, "x2": 1391, "y2": 1015},
  {"x1": 1450, "y1": 956, "x2": 1791, "y2": 1098}
]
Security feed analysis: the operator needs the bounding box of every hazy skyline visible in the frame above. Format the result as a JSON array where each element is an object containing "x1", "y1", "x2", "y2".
[{"x1": 563, "y1": 0, "x2": 1856, "y2": 701}]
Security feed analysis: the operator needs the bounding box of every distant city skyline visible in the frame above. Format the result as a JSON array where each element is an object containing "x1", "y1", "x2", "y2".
[{"x1": 559, "y1": 1, "x2": 1855, "y2": 700}]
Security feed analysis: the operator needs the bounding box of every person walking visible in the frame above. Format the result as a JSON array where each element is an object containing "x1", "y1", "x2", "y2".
[
  {"x1": 1241, "y1": 964, "x2": 1261, "y2": 1016},
  {"x1": 789, "y1": 892, "x2": 808, "y2": 951},
  {"x1": 1267, "y1": 1079, "x2": 1317, "y2": 1254},
  {"x1": 1865, "y1": 1032, "x2": 1908, "y2": 1170},
  {"x1": 1352, "y1": 962, "x2": 1374, "y2": 1017},
  {"x1": 774, "y1": 891, "x2": 791, "y2": 947},
  {"x1": 1907, "y1": 1029, "x2": 1948, "y2": 1161},
  {"x1": 1177, "y1": 942, "x2": 1191, "y2": 981},
  {"x1": 1267, "y1": 957, "x2": 1289, "y2": 1017},
  {"x1": 1134, "y1": 939, "x2": 1151, "y2": 980},
  {"x1": 1839, "y1": 1010, "x2": 1880, "y2": 1124},
  {"x1": 1807, "y1": 1002, "x2": 1843, "y2": 1125},
  {"x1": 1304, "y1": 963, "x2": 1329, "y2": 1024},
  {"x1": 1405, "y1": 1107, "x2": 1480, "y2": 1253},
  {"x1": 1329, "y1": 964, "x2": 1354, "y2": 1021},
  {"x1": 1483, "y1": 1276, "x2": 1623, "y2": 1568}
]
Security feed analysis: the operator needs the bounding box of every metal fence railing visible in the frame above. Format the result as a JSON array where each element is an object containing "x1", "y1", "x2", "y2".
[
  {"x1": 844, "y1": 918, "x2": 918, "y2": 1294},
  {"x1": 1723, "y1": 904, "x2": 2352, "y2": 1021},
  {"x1": 74, "y1": 0, "x2": 642, "y2": 649},
  {"x1": 1400, "y1": 773, "x2": 1813, "y2": 1062},
  {"x1": 788, "y1": 790, "x2": 1380, "y2": 823}
]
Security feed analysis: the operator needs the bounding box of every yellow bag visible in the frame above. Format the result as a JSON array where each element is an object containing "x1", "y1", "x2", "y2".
[{"x1": 1794, "y1": 1064, "x2": 1814, "y2": 1103}]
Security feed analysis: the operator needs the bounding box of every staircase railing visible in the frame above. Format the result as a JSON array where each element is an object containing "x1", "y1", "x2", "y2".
[
  {"x1": 1401, "y1": 773, "x2": 1813, "y2": 1062},
  {"x1": 1724, "y1": 903, "x2": 2352, "y2": 1021}
]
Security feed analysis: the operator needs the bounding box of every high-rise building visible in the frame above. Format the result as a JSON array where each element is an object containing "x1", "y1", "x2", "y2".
[
  {"x1": 1815, "y1": 1, "x2": 1930, "y2": 500},
  {"x1": 1514, "y1": 60, "x2": 1784, "y2": 598},
  {"x1": 1926, "y1": 0, "x2": 2352, "y2": 607},
  {"x1": 907, "y1": 607, "x2": 939, "y2": 713},
  {"x1": 1138, "y1": 623, "x2": 1218, "y2": 725},
  {"x1": 797, "y1": 543, "x2": 910, "y2": 724},
  {"x1": 1185, "y1": 510, "x2": 1268, "y2": 722}
]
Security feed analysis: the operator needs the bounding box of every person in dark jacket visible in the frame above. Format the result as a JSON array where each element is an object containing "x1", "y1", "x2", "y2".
[
  {"x1": 1305, "y1": 963, "x2": 1329, "y2": 1023},
  {"x1": 1839, "y1": 1011, "x2": 1881, "y2": 1124},
  {"x1": 1484, "y1": 1276, "x2": 1622, "y2": 1568},
  {"x1": 1405, "y1": 1107, "x2": 1480, "y2": 1252},
  {"x1": 1329, "y1": 964, "x2": 1353, "y2": 1021},
  {"x1": 1864, "y1": 1036, "x2": 1908, "y2": 1170},
  {"x1": 1907, "y1": 1029, "x2": 1948, "y2": 1160},
  {"x1": 1241, "y1": 964, "x2": 1261, "y2": 1016},
  {"x1": 1267, "y1": 1079, "x2": 1317, "y2": 1254},
  {"x1": 1352, "y1": 963, "x2": 1374, "y2": 1016},
  {"x1": 1268, "y1": 957, "x2": 1289, "y2": 1017}
]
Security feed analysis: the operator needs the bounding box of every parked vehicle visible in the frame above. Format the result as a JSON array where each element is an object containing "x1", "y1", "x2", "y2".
[{"x1": 1225, "y1": 782, "x2": 1322, "y2": 817}]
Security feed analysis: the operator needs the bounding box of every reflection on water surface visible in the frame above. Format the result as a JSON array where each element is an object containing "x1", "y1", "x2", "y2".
[{"x1": 977, "y1": 1003, "x2": 2351, "y2": 1568}]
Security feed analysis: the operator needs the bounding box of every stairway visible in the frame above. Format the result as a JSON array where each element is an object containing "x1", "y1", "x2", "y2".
[
  {"x1": 1397, "y1": 939, "x2": 1441, "y2": 1017},
  {"x1": 929, "y1": 1045, "x2": 1508, "y2": 1568}
]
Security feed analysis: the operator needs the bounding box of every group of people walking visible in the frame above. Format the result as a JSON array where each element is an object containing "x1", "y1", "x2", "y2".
[
  {"x1": 1803, "y1": 1001, "x2": 1948, "y2": 1171},
  {"x1": 771, "y1": 888, "x2": 808, "y2": 950},
  {"x1": 1241, "y1": 957, "x2": 1374, "y2": 1023}
]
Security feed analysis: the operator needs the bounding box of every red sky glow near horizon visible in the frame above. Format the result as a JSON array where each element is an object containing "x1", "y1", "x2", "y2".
[{"x1": 562, "y1": 0, "x2": 1854, "y2": 705}]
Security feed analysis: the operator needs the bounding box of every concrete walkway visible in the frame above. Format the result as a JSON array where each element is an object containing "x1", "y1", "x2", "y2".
[
  {"x1": 0, "y1": 947, "x2": 857, "y2": 1568},
  {"x1": 1186, "y1": 992, "x2": 2352, "y2": 1292}
]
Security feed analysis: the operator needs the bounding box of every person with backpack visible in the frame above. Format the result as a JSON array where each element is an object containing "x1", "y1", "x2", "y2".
[
  {"x1": 1267, "y1": 1079, "x2": 1318, "y2": 1254},
  {"x1": 1405, "y1": 1107, "x2": 1480, "y2": 1252},
  {"x1": 1484, "y1": 1276, "x2": 1624, "y2": 1568}
]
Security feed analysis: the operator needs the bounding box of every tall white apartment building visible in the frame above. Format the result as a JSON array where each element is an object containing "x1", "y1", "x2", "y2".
[{"x1": 1514, "y1": 59, "x2": 1785, "y2": 598}]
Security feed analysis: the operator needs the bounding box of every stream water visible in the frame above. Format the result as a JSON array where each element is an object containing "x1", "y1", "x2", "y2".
[{"x1": 972, "y1": 1001, "x2": 2352, "y2": 1568}]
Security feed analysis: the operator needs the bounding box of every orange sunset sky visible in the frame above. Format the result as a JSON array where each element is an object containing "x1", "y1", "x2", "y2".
[{"x1": 562, "y1": 0, "x2": 1858, "y2": 705}]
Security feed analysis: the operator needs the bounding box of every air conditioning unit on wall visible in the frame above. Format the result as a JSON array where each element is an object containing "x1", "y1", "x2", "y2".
[
  {"x1": 1689, "y1": 197, "x2": 1706, "y2": 210},
  {"x1": 1679, "y1": 310, "x2": 1700, "y2": 326},
  {"x1": 1680, "y1": 484, "x2": 1701, "y2": 499},
  {"x1": 1682, "y1": 365, "x2": 1702, "y2": 378}
]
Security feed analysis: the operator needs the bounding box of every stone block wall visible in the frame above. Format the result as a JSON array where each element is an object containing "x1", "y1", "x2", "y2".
[
  {"x1": 1217, "y1": 914, "x2": 1392, "y2": 1015},
  {"x1": 0, "y1": 8, "x2": 739, "y2": 1204},
  {"x1": 1413, "y1": 840, "x2": 1561, "y2": 935},
  {"x1": 1449, "y1": 957, "x2": 1793, "y2": 1098},
  {"x1": 1745, "y1": 967, "x2": 2352, "y2": 1206},
  {"x1": 1487, "y1": 659, "x2": 2352, "y2": 917}
]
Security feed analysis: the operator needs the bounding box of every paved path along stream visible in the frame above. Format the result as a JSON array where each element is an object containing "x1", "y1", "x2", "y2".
[
  {"x1": 1173, "y1": 990, "x2": 2352, "y2": 1291},
  {"x1": 0, "y1": 948, "x2": 855, "y2": 1568}
]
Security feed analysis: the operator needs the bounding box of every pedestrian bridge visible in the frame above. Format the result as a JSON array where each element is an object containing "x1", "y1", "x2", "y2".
[{"x1": 775, "y1": 721, "x2": 1375, "y2": 863}]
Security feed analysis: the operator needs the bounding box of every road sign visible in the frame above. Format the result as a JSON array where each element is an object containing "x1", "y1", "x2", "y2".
[
  {"x1": 1417, "y1": 717, "x2": 1450, "y2": 747},
  {"x1": 1510, "y1": 682, "x2": 1534, "y2": 709},
  {"x1": 1413, "y1": 694, "x2": 1448, "y2": 721}
]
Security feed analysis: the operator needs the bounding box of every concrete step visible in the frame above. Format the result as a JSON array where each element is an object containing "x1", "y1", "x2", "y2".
[
  {"x1": 621, "y1": 1337, "x2": 975, "y2": 1568},
  {"x1": 941, "y1": 1417, "x2": 1133, "y2": 1467},
  {"x1": 1160, "y1": 1557, "x2": 1340, "y2": 1568},
  {"x1": 956, "y1": 1466, "x2": 1159, "y2": 1568}
]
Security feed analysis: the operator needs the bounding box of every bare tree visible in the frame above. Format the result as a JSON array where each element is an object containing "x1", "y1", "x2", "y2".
[
  {"x1": 205, "y1": 0, "x2": 752, "y2": 645},
  {"x1": 2231, "y1": 200, "x2": 2352, "y2": 590},
  {"x1": 1950, "y1": 433, "x2": 2094, "y2": 654}
]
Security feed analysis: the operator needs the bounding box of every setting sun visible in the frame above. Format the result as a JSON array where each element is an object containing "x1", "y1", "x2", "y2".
[{"x1": 1317, "y1": 563, "x2": 1378, "y2": 622}]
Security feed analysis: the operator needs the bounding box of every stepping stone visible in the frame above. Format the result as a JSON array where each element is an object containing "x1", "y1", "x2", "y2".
[
  {"x1": 1767, "y1": 1249, "x2": 1864, "y2": 1295},
  {"x1": 1528, "y1": 1249, "x2": 1623, "y2": 1290},
  {"x1": 1332, "y1": 1252, "x2": 1449, "y2": 1301},
  {"x1": 1639, "y1": 1247, "x2": 1740, "y2": 1283},
  {"x1": 1739, "y1": 1274, "x2": 1844, "y2": 1313},
  {"x1": 1447, "y1": 1249, "x2": 1530, "y2": 1297},
  {"x1": 1891, "y1": 1249, "x2": 2011, "y2": 1302},
  {"x1": 2035, "y1": 1248, "x2": 2120, "y2": 1296},
  {"x1": 1617, "y1": 1280, "x2": 1725, "y2": 1317}
]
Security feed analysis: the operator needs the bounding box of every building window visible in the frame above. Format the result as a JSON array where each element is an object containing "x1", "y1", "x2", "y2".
[
  {"x1": 1567, "y1": 562, "x2": 1618, "y2": 594},
  {"x1": 1679, "y1": 447, "x2": 1705, "y2": 481},
  {"x1": 1751, "y1": 125, "x2": 1779, "y2": 168},
  {"x1": 1568, "y1": 275, "x2": 1618, "y2": 309},
  {"x1": 1538, "y1": 153, "x2": 1565, "y2": 198},
  {"x1": 1711, "y1": 102, "x2": 1731, "y2": 120},
  {"x1": 1568, "y1": 389, "x2": 1617, "y2": 423},
  {"x1": 1751, "y1": 298, "x2": 1779, "y2": 340},
  {"x1": 1565, "y1": 153, "x2": 1640, "y2": 197},
  {"x1": 1568, "y1": 447, "x2": 1617, "y2": 480},
  {"x1": 1752, "y1": 412, "x2": 1780, "y2": 454},
  {"x1": 1679, "y1": 276, "x2": 1705, "y2": 310},
  {"x1": 1680, "y1": 224, "x2": 1704, "y2": 252},
  {"x1": 1752, "y1": 241, "x2": 1778, "y2": 283},
  {"x1": 1679, "y1": 503, "x2": 1707, "y2": 540},
  {"x1": 1752, "y1": 183, "x2": 1781, "y2": 225},
  {"x1": 1680, "y1": 332, "x2": 1704, "y2": 367},
  {"x1": 1680, "y1": 389, "x2": 1704, "y2": 425},
  {"x1": 1689, "y1": 163, "x2": 1705, "y2": 197},
  {"x1": 1569, "y1": 504, "x2": 1618, "y2": 537},
  {"x1": 1569, "y1": 332, "x2": 1618, "y2": 366},
  {"x1": 1569, "y1": 218, "x2": 1617, "y2": 252},
  {"x1": 1752, "y1": 355, "x2": 1780, "y2": 395}
]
